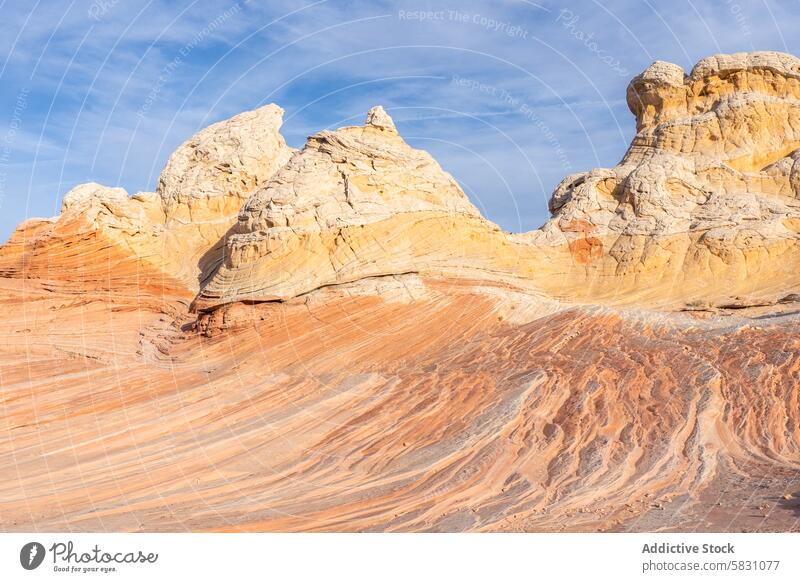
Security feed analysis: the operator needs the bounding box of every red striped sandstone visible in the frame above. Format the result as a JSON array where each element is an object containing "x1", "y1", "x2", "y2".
[{"x1": 0, "y1": 53, "x2": 798, "y2": 532}]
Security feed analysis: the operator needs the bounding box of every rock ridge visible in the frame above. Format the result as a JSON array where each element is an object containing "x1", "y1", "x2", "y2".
[
  {"x1": 3, "y1": 52, "x2": 800, "y2": 315},
  {"x1": 197, "y1": 55, "x2": 800, "y2": 312},
  {"x1": 0, "y1": 104, "x2": 295, "y2": 293}
]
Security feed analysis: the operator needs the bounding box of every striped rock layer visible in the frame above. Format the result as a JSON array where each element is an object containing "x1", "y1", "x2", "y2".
[{"x1": 1, "y1": 53, "x2": 798, "y2": 532}]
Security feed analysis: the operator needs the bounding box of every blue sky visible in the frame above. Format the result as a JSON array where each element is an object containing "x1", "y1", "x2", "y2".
[{"x1": 0, "y1": 0, "x2": 796, "y2": 241}]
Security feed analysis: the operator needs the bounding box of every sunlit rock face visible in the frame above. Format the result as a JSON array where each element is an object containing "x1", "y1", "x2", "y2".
[
  {"x1": 1, "y1": 53, "x2": 799, "y2": 534},
  {"x1": 198, "y1": 53, "x2": 800, "y2": 312},
  {"x1": 195, "y1": 105, "x2": 520, "y2": 307},
  {"x1": 158, "y1": 103, "x2": 294, "y2": 225},
  {"x1": 539, "y1": 51, "x2": 800, "y2": 307},
  {"x1": 154, "y1": 103, "x2": 295, "y2": 287},
  {"x1": 0, "y1": 104, "x2": 294, "y2": 293}
]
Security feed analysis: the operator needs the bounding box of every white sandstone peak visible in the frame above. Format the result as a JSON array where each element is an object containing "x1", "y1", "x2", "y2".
[
  {"x1": 365, "y1": 105, "x2": 396, "y2": 132},
  {"x1": 61, "y1": 182, "x2": 129, "y2": 213}
]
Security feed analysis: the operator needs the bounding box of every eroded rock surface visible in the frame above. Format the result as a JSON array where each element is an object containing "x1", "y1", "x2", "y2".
[
  {"x1": 196, "y1": 106, "x2": 520, "y2": 306},
  {"x1": 1, "y1": 277, "x2": 798, "y2": 533},
  {"x1": 540, "y1": 51, "x2": 800, "y2": 307},
  {"x1": 158, "y1": 104, "x2": 294, "y2": 224},
  {"x1": 0, "y1": 104, "x2": 294, "y2": 292},
  {"x1": 1, "y1": 52, "x2": 799, "y2": 534},
  {"x1": 198, "y1": 54, "x2": 800, "y2": 311}
]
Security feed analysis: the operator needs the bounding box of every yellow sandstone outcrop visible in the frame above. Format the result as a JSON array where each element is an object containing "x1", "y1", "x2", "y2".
[
  {"x1": 195, "y1": 105, "x2": 534, "y2": 307},
  {"x1": 0, "y1": 104, "x2": 294, "y2": 293},
  {"x1": 537, "y1": 51, "x2": 800, "y2": 306},
  {"x1": 4, "y1": 52, "x2": 800, "y2": 312},
  {"x1": 198, "y1": 54, "x2": 800, "y2": 311},
  {"x1": 1, "y1": 52, "x2": 799, "y2": 534}
]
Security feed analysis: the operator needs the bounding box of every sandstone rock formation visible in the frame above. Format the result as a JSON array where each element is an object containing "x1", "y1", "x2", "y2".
[
  {"x1": 198, "y1": 55, "x2": 800, "y2": 312},
  {"x1": 3, "y1": 277, "x2": 798, "y2": 533},
  {"x1": 196, "y1": 105, "x2": 524, "y2": 307},
  {"x1": 0, "y1": 104, "x2": 294, "y2": 293},
  {"x1": 1, "y1": 52, "x2": 799, "y2": 534},
  {"x1": 159, "y1": 104, "x2": 294, "y2": 222},
  {"x1": 157, "y1": 104, "x2": 295, "y2": 286},
  {"x1": 537, "y1": 51, "x2": 800, "y2": 306}
]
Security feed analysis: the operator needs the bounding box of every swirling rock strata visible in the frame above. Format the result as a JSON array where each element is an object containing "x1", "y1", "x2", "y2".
[
  {"x1": 196, "y1": 106, "x2": 523, "y2": 306},
  {"x1": 198, "y1": 55, "x2": 800, "y2": 311},
  {"x1": 0, "y1": 52, "x2": 799, "y2": 533},
  {"x1": 1, "y1": 279, "x2": 797, "y2": 532}
]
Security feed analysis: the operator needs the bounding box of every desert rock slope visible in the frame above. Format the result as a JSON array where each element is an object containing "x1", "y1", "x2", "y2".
[{"x1": 1, "y1": 52, "x2": 798, "y2": 532}]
